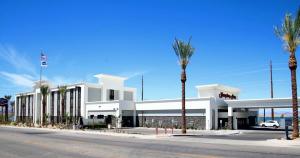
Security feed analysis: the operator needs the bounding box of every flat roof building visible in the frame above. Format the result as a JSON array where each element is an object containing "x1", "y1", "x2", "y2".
[{"x1": 14, "y1": 73, "x2": 297, "y2": 130}]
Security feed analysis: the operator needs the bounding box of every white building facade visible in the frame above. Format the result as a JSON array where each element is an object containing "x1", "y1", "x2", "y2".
[
  {"x1": 15, "y1": 74, "x2": 136, "y2": 128},
  {"x1": 17, "y1": 73, "x2": 294, "y2": 130}
]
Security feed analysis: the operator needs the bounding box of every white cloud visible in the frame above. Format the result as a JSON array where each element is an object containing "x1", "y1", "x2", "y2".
[
  {"x1": 0, "y1": 71, "x2": 34, "y2": 88},
  {"x1": 0, "y1": 44, "x2": 37, "y2": 75}
]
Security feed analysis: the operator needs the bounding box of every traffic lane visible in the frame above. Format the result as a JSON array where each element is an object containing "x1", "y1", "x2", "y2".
[{"x1": 1, "y1": 127, "x2": 300, "y2": 158}]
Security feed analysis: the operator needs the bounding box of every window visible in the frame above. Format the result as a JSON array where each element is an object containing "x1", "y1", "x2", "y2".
[
  {"x1": 109, "y1": 89, "x2": 114, "y2": 100},
  {"x1": 87, "y1": 87, "x2": 101, "y2": 102},
  {"x1": 89, "y1": 115, "x2": 94, "y2": 119},
  {"x1": 107, "y1": 89, "x2": 119, "y2": 101},
  {"x1": 70, "y1": 89, "x2": 73, "y2": 117},
  {"x1": 218, "y1": 109, "x2": 228, "y2": 112},
  {"x1": 97, "y1": 115, "x2": 104, "y2": 119},
  {"x1": 77, "y1": 87, "x2": 81, "y2": 117},
  {"x1": 124, "y1": 91, "x2": 133, "y2": 101}
]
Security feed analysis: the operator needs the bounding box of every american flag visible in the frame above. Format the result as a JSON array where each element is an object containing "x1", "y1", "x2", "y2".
[{"x1": 41, "y1": 53, "x2": 47, "y2": 67}]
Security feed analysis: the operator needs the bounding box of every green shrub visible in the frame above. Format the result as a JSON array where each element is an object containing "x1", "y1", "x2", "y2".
[{"x1": 10, "y1": 122, "x2": 17, "y2": 126}]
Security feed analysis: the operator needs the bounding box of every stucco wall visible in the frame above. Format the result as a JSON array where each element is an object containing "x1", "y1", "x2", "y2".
[{"x1": 137, "y1": 116, "x2": 206, "y2": 129}]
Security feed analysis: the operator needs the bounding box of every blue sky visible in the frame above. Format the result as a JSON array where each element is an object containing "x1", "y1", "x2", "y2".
[{"x1": 0, "y1": 0, "x2": 299, "y2": 107}]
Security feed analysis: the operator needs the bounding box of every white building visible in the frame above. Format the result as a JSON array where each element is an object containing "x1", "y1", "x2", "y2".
[
  {"x1": 15, "y1": 74, "x2": 136, "y2": 128},
  {"x1": 15, "y1": 74, "x2": 296, "y2": 130}
]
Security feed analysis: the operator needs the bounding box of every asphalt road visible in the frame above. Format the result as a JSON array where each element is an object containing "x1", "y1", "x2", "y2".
[{"x1": 0, "y1": 127, "x2": 300, "y2": 158}]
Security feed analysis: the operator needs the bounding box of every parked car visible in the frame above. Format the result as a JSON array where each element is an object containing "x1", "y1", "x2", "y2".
[{"x1": 260, "y1": 120, "x2": 280, "y2": 128}]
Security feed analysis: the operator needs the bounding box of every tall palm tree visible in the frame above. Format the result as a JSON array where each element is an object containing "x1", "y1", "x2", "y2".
[
  {"x1": 10, "y1": 101, "x2": 15, "y2": 118},
  {"x1": 173, "y1": 37, "x2": 195, "y2": 134},
  {"x1": 40, "y1": 85, "x2": 49, "y2": 126},
  {"x1": 58, "y1": 86, "x2": 67, "y2": 123},
  {"x1": 275, "y1": 9, "x2": 300, "y2": 138},
  {"x1": 4, "y1": 95, "x2": 11, "y2": 122}
]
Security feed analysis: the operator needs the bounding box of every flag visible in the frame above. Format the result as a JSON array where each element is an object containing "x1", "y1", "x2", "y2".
[{"x1": 41, "y1": 53, "x2": 47, "y2": 67}]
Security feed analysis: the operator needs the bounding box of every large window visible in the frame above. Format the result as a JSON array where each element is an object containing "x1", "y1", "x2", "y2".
[
  {"x1": 124, "y1": 91, "x2": 133, "y2": 101},
  {"x1": 27, "y1": 96, "x2": 30, "y2": 116},
  {"x1": 51, "y1": 92, "x2": 54, "y2": 117},
  {"x1": 70, "y1": 89, "x2": 73, "y2": 117},
  {"x1": 57, "y1": 91, "x2": 60, "y2": 122},
  {"x1": 109, "y1": 89, "x2": 114, "y2": 100},
  {"x1": 77, "y1": 87, "x2": 81, "y2": 117},
  {"x1": 107, "y1": 89, "x2": 119, "y2": 101},
  {"x1": 87, "y1": 87, "x2": 101, "y2": 102}
]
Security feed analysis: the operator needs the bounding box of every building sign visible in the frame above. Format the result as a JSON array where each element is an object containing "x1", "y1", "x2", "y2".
[{"x1": 219, "y1": 92, "x2": 236, "y2": 100}]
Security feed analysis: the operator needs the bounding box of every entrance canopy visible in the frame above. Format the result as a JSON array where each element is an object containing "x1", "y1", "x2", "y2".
[{"x1": 225, "y1": 98, "x2": 300, "y2": 108}]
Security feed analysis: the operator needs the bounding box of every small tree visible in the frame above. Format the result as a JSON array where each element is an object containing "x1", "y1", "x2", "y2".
[{"x1": 4, "y1": 95, "x2": 11, "y2": 122}]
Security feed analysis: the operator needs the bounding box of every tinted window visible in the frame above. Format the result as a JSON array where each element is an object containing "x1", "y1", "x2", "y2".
[{"x1": 97, "y1": 115, "x2": 104, "y2": 119}]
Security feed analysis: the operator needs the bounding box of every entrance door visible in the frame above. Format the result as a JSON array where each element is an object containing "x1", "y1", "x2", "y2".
[
  {"x1": 237, "y1": 118, "x2": 248, "y2": 129},
  {"x1": 248, "y1": 116, "x2": 256, "y2": 126},
  {"x1": 218, "y1": 118, "x2": 228, "y2": 129},
  {"x1": 105, "y1": 115, "x2": 112, "y2": 125}
]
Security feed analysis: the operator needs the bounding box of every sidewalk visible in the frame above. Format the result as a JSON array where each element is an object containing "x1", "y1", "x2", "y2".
[
  {"x1": 114, "y1": 127, "x2": 241, "y2": 136},
  {"x1": 0, "y1": 125, "x2": 239, "y2": 137}
]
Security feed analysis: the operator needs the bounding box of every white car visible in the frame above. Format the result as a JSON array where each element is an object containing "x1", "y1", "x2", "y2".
[{"x1": 260, "y1": 120, "x2": 280, "y2": 128}]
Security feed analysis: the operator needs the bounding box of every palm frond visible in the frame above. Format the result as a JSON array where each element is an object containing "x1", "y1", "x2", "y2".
[
  {"x1": 4, "y1": 95, "x2": 11, "y2": 100},
  {"x1": 58, "y1": 86, "x2": 67, "y2": 96},
  {"x1": 172, "y1": 37, "x2": 195, "y2": 69},
  {"x1": 40, "y1": 85, "x2": 49, "y2": 95},
  {"x1": 274, "y1": 10, "x2": 300, "y2": 54}
]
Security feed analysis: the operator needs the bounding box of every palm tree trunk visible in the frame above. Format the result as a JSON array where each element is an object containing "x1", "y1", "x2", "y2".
[
  {"x1": 181, "y1": 69, "x2": 187, "y2": 134},
  {"x1": 289, "y1": 54, "x2": 299, "y2": 138},
  {"x1": 5, "y1": 105, "x2": 8, "y2": 122},
  {"x1": 62, "y1": 98, "x2": 64, "y2": 123},
  {"x1": 41, "y1": 95, "x2": 46, "y2": 126},
  {"x1": 1, "y1": 107, "x2": 3, "y2": 122}
]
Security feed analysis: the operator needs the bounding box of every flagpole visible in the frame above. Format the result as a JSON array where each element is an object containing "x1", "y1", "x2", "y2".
[
  {"x1": 40, "y1": 50, "x2": 43, "y2": 88},
  {"x1": 40, "y1": 63, "x2": 42, "y2": 87},
  {"x1": 39, "y1": 50, "x2": 43, "y2": 126}
]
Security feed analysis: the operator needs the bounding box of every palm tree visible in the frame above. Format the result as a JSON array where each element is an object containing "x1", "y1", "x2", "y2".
[
  {"x1": 40, "y1": 85, "x2": 49, "y2": 126},
  {"x1": 4, "y1": 95, "x2": 11, "y2": 122},
  {"x1": 275, "y1": 8, "x2": 300, "y2": 138},
  {"x1": 173, "y1": 37, "x2": 195, "y2": 134},
  {"x1": 58, "y1": 86, "x2": 67, "y2": 124},
  {"x1": 10, "y1": 101, "x2": 15, "y2": 119}
]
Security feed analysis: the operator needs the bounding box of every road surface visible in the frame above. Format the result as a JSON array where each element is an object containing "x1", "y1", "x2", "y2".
[{"x1": 0, "y1": 127, "x2": 299, "y2": 158}]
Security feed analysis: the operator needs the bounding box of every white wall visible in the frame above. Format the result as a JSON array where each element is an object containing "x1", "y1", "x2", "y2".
[{"x1": 136, "y1": 99, "x2": 211, "y2": 111}]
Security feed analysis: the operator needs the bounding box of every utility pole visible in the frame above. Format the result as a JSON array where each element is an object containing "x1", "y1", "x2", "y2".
[
  {"x1": 141, "y1": 75, "x2": 144, "y2": 101},
  {"x1": 270, "y1": 60, "x2": 274, "y2": 120}
]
